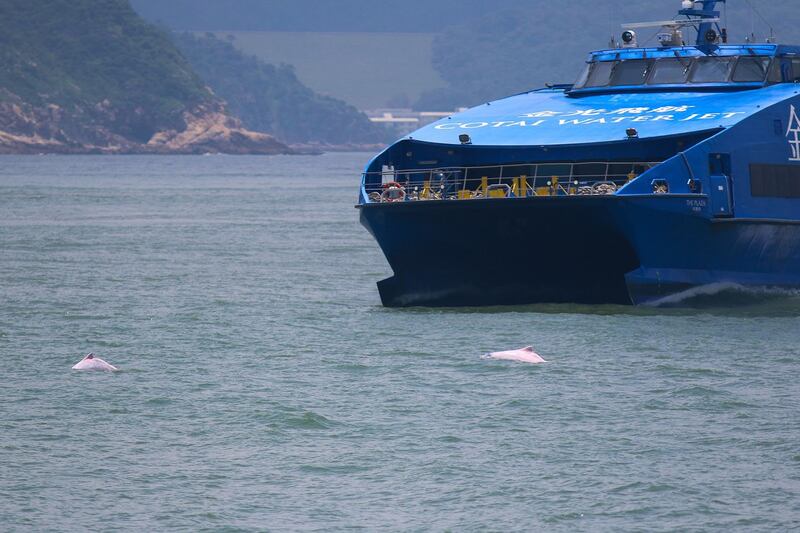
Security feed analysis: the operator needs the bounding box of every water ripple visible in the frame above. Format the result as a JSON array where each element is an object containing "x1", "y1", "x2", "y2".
[{"x1": 0, "y1": 155, "x2": 798, "y2": 531}]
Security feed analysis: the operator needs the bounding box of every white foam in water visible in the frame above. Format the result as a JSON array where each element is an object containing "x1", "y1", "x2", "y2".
[{"x1": 646, "y1": 282, "x2": 800, "y2": 307}]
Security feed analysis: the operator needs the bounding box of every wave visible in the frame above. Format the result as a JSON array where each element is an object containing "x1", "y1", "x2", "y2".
[{"x1": 645, "y1": 282, "x2": 800, "y2": 310}]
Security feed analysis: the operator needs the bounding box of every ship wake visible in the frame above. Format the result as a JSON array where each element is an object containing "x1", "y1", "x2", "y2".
[{"x1": 645, "y1": 282, "x2": 800, "y2": 308}]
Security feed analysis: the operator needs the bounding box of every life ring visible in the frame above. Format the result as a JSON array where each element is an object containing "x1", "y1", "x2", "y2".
[
  {"x1": 381, "y1": 185, "x2": 406, "y2": 203},
  {"x1": 382, "y1": 182, "x2": 403, "y2": 190}
]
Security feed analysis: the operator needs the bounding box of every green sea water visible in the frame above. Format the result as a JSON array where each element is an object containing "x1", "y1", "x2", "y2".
[{"x1": 0, "y1": 154, "x2": 798, "y2": 531}]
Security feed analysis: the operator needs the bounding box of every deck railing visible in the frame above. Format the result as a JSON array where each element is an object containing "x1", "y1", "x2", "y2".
[{"x1": 362, "y1": 161, "x2": 660, "y2": 203}]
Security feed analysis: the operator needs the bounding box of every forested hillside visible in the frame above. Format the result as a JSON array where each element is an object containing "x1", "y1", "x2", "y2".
[
  {"x1": 173, "y1": 33, "x2": 389, "y2": 145},
  {"x1": 0, "y1": 0, "x2": 206, "y2": 140},
  {"x1": 0, "y1": 0, "x2": 289, "y2": 153}
]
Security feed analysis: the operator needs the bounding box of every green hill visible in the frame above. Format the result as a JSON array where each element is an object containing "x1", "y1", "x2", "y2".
[
  {"x1": 0, "y1": 0, "x2": 207, "y2": 142},
  {"x1": 0, "y1": 0, "x2": 287, "y2": 153},
  {"x1": 173, "y1": 32, "x2": 389, "y2": 145}
]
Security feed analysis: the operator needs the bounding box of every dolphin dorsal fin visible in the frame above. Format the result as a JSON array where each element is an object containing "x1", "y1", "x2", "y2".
[{"x1": 523, "y1": 346, "x2": 534, "y2": 352}]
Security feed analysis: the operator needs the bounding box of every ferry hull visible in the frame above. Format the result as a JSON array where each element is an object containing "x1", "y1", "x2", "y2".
[
  {"x1": 360, "y1": 197, "x2": 800, "y2": 307},
  {"x1": 356, "y1": 7, "x2": 800, "y2": 308},
  {"x1": 359, "y1": 197, "x2": 639, "y2": 307},
  {"x1": 622, "y1": 217, "x2": 800, "y2": 305}
]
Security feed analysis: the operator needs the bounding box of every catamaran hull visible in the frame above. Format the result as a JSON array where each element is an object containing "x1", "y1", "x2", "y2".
[
  {"x1": 360, "y1": 196, "x2": 638, "y2": 307},
  {"x1": 622, "y1": 217, "x2": 800, "y2": 305},
  {"x1": 360, "y1": 196, "x2": 800, "y2": 307}
]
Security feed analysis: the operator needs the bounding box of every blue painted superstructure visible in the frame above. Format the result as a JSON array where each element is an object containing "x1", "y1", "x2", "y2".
[{"x1": 358, "y1": 1, "x2": 800, "y2": 307}]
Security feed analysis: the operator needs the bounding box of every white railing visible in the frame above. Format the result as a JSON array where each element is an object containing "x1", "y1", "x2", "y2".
[{"x1": 362, "y1": 161, "x2": 660, "y2": 203}]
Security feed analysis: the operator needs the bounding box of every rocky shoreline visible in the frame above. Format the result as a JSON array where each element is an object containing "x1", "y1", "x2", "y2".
[{"x1": 0, "y1": 97, "x2": 295, "y2": 155}]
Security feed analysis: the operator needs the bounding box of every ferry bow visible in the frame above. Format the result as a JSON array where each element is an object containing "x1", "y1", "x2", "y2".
[{"x1": 357, "y1": 0, "x2": 800, "y2": 307}]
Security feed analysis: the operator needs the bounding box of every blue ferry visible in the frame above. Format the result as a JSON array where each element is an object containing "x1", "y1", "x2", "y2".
[{"x1": 358, "y1": 0, "x2": 800, "y2": 307}]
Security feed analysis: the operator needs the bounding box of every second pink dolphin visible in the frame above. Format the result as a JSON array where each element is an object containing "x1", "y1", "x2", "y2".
[{"x1": 485, "y1": 346, "x2": 546, "y2": 364}]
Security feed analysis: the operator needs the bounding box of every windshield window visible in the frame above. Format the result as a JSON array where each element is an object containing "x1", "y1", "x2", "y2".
[
  {"x1": 573, "y1": 55, "x2": 775, "y2": 90},
  {"x1": 573, "y1": 63, "x2": 591, "y2": 89},
  {"x1": 690, "y1": 57, "x2": 735, "y2": 83},
  {"x1": 584, "y1": 61, "x2": 615, "y2": 88},
  {"x1": 732, "y1": 56, "x2": 771, "y2": 82},
  {"x1": 768, "y1": 59, "x2": 783, "y2": 83},
  {"x1": 647, "y1": 58, "x2": 691, "y2": 84},
  {"x1": 610, "y1": 59, "x2": 652, "y2": 86}
]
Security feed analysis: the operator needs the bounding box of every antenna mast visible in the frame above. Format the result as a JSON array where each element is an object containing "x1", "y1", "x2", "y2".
[
  {"x1": 622, "y1": 1, "x2": 728, "y2": 48},
  {"x1": 678, "y1": 0, "x2": 727, "y2": 46}
]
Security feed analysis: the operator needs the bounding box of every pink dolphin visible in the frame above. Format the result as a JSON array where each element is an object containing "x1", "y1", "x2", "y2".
[
  {"x1": 72, "y1": 353, "x2": 118, "y2": 371},
  {"x1": 485, "y1": 346, "x2": 546, "y2": 364}
]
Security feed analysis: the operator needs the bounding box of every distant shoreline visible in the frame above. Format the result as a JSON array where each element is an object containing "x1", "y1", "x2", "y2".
[{"x1": 0, "y1": 146, "x2": 383, "y2": 156}]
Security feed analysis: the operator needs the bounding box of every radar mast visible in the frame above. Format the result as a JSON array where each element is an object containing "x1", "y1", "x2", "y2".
[{"x1": 621, "y1": 0, "x2": 727, "y2": 48}]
